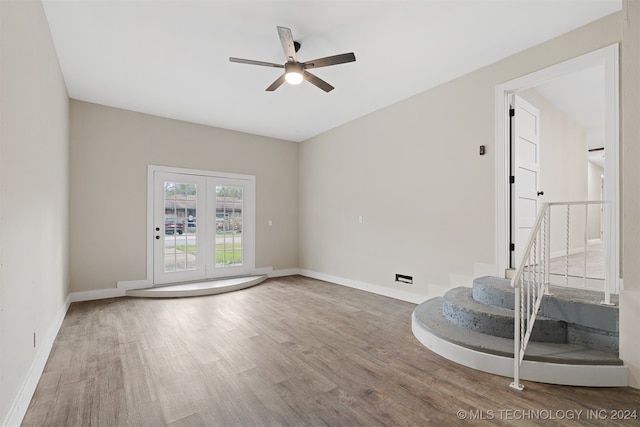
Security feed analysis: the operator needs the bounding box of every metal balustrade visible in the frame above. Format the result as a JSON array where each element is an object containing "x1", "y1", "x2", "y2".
[{"x1": 510, "y1": 201, "x2": 610, "y2": 391}]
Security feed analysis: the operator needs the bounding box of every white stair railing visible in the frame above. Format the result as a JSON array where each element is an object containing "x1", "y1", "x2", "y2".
[{"x1": 510, "y1": 201, "x2": 610, "y2": 391}]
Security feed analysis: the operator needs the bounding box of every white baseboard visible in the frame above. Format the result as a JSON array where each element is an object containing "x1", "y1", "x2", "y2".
[
  {"x1": 251, "y1": 267, "x2": 273, "y2": 276},
  {"x1": 68, "y1": 287, "x2": 126, "y2": 302},
  {"x1": 115, "y1": 268, "x2": 301, "y2": 291},
  {"x1": 268, "y1": 268, "x2": 301, "y2": 278},
  {"x1": 3, "y1": 296, "x2": 71, "y2": 427},
  {"x1": 116, "y1": 279, "x2": 150, "y2": 290},
  {"x1": 299, "y1": 269, "x2": 425, "y2": 304},
  {"x1": 72, "y1": 269, "x2": 303, "y2": 302},
  {"x1": 66, "y1": 269, "x2": 427, "y2": 305},
  {"x1": 549, "y1": 247, "x2": 586, "y2": 259}
]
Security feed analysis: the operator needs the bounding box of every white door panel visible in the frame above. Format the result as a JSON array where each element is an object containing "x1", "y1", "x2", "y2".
[
  {"x1": 153, "y1": 172, "x2": 206, "y2": 284},
  {"x1": 207, "y1": 177, "x2": 255, "y2": 278},
  {"x1": 511, "y1": 95, "x2": 541, "y2": 267}
]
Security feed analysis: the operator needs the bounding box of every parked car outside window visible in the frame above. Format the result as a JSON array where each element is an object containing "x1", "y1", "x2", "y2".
[{"x1": 165, "y1": 218, "x2": 184, "y2": 235}]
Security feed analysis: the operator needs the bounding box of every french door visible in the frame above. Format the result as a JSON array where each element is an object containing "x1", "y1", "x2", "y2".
[{"x1": 150, "y1": 167, "x2": 255, "y2": 285}]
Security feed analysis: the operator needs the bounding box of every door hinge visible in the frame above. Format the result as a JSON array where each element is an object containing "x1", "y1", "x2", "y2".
[
  {"x1": 509, "y1": 108, "x2": 515, "y2": 117},
  {"x1": 509, "y1": 176, "x2": 515, "y2": 184},
  {"x1": 510, "y1": 243, "x2": 515, "y2": 251}
]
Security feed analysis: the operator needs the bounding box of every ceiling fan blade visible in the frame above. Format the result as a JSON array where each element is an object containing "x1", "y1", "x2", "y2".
[
  {"x1": 266, "y1": 74, "x2": 286, "y2": 91},
  {"x1": 229, "y1": 57, "x2": 284, "y2": 68},
  {"x1": 277, "y1": 26, "x2": 297, "y2": 63},
  {"x1": 303, "y1": 71, "x2": 334, "y2": 92},
  {"x1": 304, "y1": 52, "x2": 356, "y2": 69}
]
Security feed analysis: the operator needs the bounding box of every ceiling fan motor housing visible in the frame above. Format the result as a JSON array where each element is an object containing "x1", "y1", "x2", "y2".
[
  {"x1": 284, "y1": 62, "x2": 304, "y2": 84},
  {"x1": 285, "y1": 62, "x2": 304, "y2": 74}
]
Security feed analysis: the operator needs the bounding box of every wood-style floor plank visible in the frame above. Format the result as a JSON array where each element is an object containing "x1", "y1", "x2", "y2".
[{"x1": 22, "y1": 276, "x2": 640, "y2": 426}]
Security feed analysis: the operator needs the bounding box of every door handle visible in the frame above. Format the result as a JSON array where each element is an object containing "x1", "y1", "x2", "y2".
[{"x1": 537, "y1": 191, "x2": 544, "y2": 196}]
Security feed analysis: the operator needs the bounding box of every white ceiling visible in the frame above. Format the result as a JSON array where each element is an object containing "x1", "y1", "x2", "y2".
[
  {"x1": 534, "y1": 65, "x2": 606, "y2": 148},
  {"x1": 41, "y1": 0, "x2": 621, "y2": 142},
  {"x1": 530, "y1": 64, "x2": 607, "y2": 166}
]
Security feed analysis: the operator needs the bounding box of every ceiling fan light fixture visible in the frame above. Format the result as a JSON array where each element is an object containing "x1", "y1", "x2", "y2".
[
  {"x1": 284, "y1": 62, "x2": 304, "y2": 85},
  {"x1": 230, "y1": 26, "x2": 356, "y2": 92},
  {"x1": 285, "y1": 71, "x2": 303, "y2": 85}
]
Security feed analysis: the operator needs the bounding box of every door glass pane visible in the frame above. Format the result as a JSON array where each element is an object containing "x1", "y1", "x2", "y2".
[
  {"x1": 215, "y1": 185, "x2": 243, "y2": 267},
  {"x1": 164, "y1": 181, "x2": 198, "y2": 273}
]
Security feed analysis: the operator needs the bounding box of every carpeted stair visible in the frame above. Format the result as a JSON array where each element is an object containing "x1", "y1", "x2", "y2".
[{"x1": 411, "y1": 276, "x2": 628, "y2": 387}]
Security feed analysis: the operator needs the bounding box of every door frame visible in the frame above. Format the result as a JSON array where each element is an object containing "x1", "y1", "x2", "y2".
[
  {"x1": 495, "y1": 43, "x2": 619, "y2": 289},
  {"x1": 147, "y1": 165, "x2": 256, "y2": 285}
]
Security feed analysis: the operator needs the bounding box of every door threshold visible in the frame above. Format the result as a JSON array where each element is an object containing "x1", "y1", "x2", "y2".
[{"x1": 126, "y1": 275, "x2": 267, "y2": 298}]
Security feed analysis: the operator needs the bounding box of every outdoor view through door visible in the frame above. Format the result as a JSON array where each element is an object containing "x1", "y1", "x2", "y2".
[
  {"x1": 151, "y1": 167, "x2": 255, "y2": 285},
  {"x1": 164, "y1": 179, "x2": 199, "y2": 274},
  {"x1": 215, "y1": 185, "x2": 243, "y2": 268}
]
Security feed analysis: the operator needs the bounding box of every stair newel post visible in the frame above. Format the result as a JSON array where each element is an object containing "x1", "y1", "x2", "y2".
[
  {"x1": 565, "y1": 205, "x2": 571, "y2": 287},
  {"x1": 526, "y1": 251, "x2": 531, "y2": 334},
  {"x1": 510, "y1": 283, "x2": 524, "y2": 391},
  {"x1": 583, "y1": 204, "x2": 589, "y2": 289},
  {"x1": 532, "y1": 235, "x2": 537, "y2": 310},
  {"x1": 604, "y1": 201, "x2": 612, "y2": 306},
  {"x1": 544, "y1": 204, "x2": 551, "y2": 295}
]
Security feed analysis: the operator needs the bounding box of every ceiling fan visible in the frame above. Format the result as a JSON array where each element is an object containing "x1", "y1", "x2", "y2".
[{"x1": 229, "y1": 26, "x2": 356, "y2": 92}]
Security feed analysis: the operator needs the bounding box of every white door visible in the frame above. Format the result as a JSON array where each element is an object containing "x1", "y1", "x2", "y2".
[
  {"x1": 153, "y1": 172, "x2": 207, "y2": 284},
  {"x1": 151, "y1": 168, "x2": 255, "y2": 285},
  {"x1": 206, "y1": 177, "x2": 255, "y2": 279},
  {"x1": 511, "y1": 94, "x2": 541, "y2": 268}
]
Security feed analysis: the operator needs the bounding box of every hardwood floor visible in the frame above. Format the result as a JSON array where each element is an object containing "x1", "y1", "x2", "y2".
[{"x1": 23, "y1": 276, "x2": 639, "y2": 426}]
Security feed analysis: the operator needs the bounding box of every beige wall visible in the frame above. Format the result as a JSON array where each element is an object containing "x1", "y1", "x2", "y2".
[
  {"x1": 300, "y1": 7, "x2": 640, "y2": 389},
  {"x1": 299, "y1": 13, "x2": 621, "y2": 298},
  {"x1": 69, "y1": 101, "x2": 299, "y2": 292},
  {"x1": 0, "y1": 0, "x2": 70, "y2": 423},
  {"x1": 621, "y1": 0, "x2": 640, "y2": 389}
]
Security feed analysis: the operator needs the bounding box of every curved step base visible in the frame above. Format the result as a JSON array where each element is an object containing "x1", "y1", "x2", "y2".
[
  {"x1": 442, "y1": 287, "x2": 567, "y2": 343},
  {"x1": 126, "y1": 275, "x2": 267, "y2": 298},
  {"x1": 412, "y1": 311, "x2": 628, "y2": 387}
]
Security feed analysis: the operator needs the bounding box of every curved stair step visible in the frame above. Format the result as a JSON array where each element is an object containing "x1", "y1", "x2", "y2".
[
  {"x1": 412, "y1": 298, "x2": 627, "y2": 387},
  {"x1": 442, "y1": 287, "x2": 566, "y2": 343},
  {"x1": 472, "y1": 276, "x2": 619, "y2": 354},
  {"x1": 126, "y1": 275, "x2": 267, "y2": 298},
  {"x1": 471, "y1": 276, "x2": 514, "y2": 309},
  {"x1": 415, "y1": 298, "x2": 621, "y2": 365},
  {"x1": 472, "y1": 276, "x2": 619, "y2": 332}
]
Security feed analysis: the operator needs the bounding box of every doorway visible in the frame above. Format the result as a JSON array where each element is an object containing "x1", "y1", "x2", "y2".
[
  {"x1": 148, "y1": 165, "x2": 255, "y2": 285},
  {"x1": 496, "y1": 44, "x2": 619, "y2": 290}
]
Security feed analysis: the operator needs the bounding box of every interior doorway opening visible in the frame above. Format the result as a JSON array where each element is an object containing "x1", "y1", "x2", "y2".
[{"x1": 496, "y1": 44, "x2": 619, "y2": 292}]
